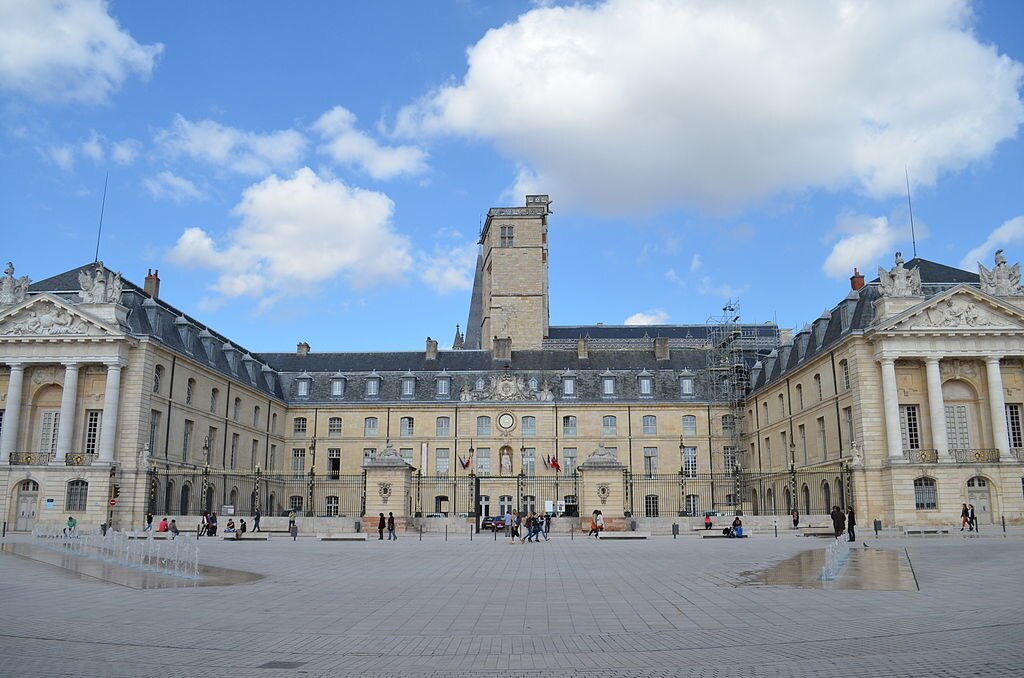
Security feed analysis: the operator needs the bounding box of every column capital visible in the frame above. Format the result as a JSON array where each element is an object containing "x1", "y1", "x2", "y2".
[
  {"x1": 879, "y1": 357, "x2": 896, "y2": 366},
  {"x1": 924, "y1": 356, "x2": 941, "y2": 365},
  {"x1": 103, "y1": 360, "x2": 127, "y2": 369},
  {"x1": 60, "y1": 361, "x2": 80, "y2": 369},
  {"x1": 984, "y1": 355, "x2": 1004, "y2": 365},
  {"x1": 6, "y1": 362, "x2": 25, "y2": 371}
]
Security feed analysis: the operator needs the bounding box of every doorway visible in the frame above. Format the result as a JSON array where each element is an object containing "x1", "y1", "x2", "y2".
[
  {"x1": 15, "y1": 479, "x2": 39, "y2": 531},
  {"x1": 967, "y1": 476, "x2": 992, "y2": 524}
]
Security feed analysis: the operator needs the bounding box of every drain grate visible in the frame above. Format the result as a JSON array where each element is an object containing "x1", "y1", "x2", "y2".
[{"x1": 257, "y1": 660, "x2": 306, "y2": 669}]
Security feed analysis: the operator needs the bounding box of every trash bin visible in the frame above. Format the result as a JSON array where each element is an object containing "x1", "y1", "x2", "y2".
[
  {"x1": 873, "y1": 519, "x2": 882, "y2": 537},
  {"x1": 630, "y1": 519, "x2": 637, "y2": 532},
  {"x1": 354, "y1": 520, "x2": 361, "y2": 533},
  {"x1": 671, "y1": 523, "x2": 679, "y2": 537}
]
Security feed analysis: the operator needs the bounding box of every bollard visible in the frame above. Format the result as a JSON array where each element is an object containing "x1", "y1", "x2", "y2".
[
  {"x1": 1002, "y1": 515, "x2": 1006, "y2": 535},
  {"x1": 419, "y1": 526, "x2": 422, "y2": 541},
  {"x1": 494, "y1": 526, "x2": 497, "y2": 541},
  {"x1": 774, "y1": 524, "x2": 778, "y2": 538},
  {"x1": 197, "y1": 524, "x2": 201, "y2": 540},
  {"x1": 571, "y1": 524, "x2": 574, "y2": 541},
  {"x1": 470, "y1": 525, "x2": 473, "y2": 541},
  {"x1": 445, "y1": 525, "x2": 448, "y2": 542},
  {"x1": 2, "y1": 520, "x2": 6, "y2": 538}
]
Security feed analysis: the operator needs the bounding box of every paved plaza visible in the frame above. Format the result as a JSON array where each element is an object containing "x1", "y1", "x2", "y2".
[{"x1": 0, "y1": 530, "x2": 1022, "y2": 678}]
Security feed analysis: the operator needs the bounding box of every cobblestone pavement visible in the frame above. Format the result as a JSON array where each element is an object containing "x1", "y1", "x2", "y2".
[{"x1": 0, "y1": 531, "x2": 1021, "y2": 677}]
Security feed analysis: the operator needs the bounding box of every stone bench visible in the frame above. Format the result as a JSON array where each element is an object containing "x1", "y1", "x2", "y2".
[
  {"x1": 903, "y1": 527, "x2": 951, "y2": 536},
  {"x1": 128, "y1": 532, "x2": 171, "y2": 540},
  {"x1": 700, "y1": 531, "x2": 752, "y2": 538},
  {"x1": 800, "y1": 526, "x2": 837, "y2": 537},
  {"x1": 598, "y1": 532, "x2": 650, "y2": 540},
  {"x1": 317, "y1": 533, "x2": 368, "y2": 541},
  {"x1": 221, "y1": 533, "x2": 271, "y2": 541}
]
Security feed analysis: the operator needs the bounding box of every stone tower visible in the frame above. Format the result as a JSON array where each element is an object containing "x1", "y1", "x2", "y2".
[{"x1": 465, "y1": 195, "x2": 551, "y2": 351}]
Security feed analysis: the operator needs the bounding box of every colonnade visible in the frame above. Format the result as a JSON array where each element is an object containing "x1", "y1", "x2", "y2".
[{"x1": 0, "y1": 361, "x2": 123, "y2": 464}]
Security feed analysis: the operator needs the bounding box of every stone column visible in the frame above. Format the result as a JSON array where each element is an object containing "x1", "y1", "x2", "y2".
[
  {"x1": 578, "y1": 451, "x2": 628, "y2": 530},
  {"x1": 985, "y1": 357, "x2": 1012, "y2": 462},
  {"x1": 924, "y1": 357, "x2": 949, "y2": 461},
  {"x1": 363, "y1": 450, "x2": 415, "y2": 532},
  {"x1": 0, "y1": 363, "x2": 25, "y2": 462},
  {"x1": 880, "y1": 359, "x2": 904, "y2": 461},
  {"x1": 98, "y1": 363, "x2": 123, "y2": 463},
  {"x1": 54, "y1": 362, "x2": 80, "y2": 462}
]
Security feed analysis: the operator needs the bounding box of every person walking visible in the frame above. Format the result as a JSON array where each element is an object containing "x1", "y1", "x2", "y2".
[
  {"x1": 588, "y1": 510, "x2": 600, "y2": 537},
  {"x1": 378, "y1": 513, "x2": 386, "y2": 540},
  {"x1": 288, "y1": 510, "x2": 297, "y2": 540},
  {"x1": 209, "y1": 512, "x2": 219, "y2": 537},
  {"x1": 968, "y1": 504, "x2": 977, "y2": 532},
  {"x1": 253, "y1": 508, "x2": 262, "y2": 532},
  {"x1": 143, "y1": 512, "x2": 154, "y2": 532},
  {"x1": 595, "y1": 510, "x2": 605, "y2": 537},
  {"x1": 846, "y1": 506, "x2": 856, "y2": 542},
  {"x1": 169, "y1": 519, "x2": 180, "y2": 539},
  {"x1": 830, "y1": 505, "x2": 846, "y2": 538},
  {"x1": 386, "y1": 512, "x2": 397, "y2": 540},
  {"x1": 791, "y1": 509, "x2": 800, "y2": 530},
  {"x1": 542, "y1": 513, "x2": 551, "y2": 541},
  {"x1": 509, "y1": 509, "x2": 521, "y2": 544},
  {"x1": 960, "y1": 503, "x2": 970, "y2": 531},
  {"x1": 199, "y1": 512, "x2": 210, "y2": 537},
  {"x1": 503, "y1": 508, "x2": 513, "y2": 539}
]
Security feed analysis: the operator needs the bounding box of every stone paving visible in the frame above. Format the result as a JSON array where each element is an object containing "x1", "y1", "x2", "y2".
[{"x1": 0, "y1": 530, "x2": 1022, "y2": 677}]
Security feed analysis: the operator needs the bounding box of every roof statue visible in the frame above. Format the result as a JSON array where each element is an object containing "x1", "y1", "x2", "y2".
[
  {"x1": 0, "y1": 262, "x2": 30, "y2": 305},
  {"x1": 978, "y1": 249, "x2": 1024, "y2": 297},
  {"x1": 878, "y1": 252, "x2": 922, "y2": 297},
  {"x1": 78, "y1": 262, "x2": 124, "y2": 304}
]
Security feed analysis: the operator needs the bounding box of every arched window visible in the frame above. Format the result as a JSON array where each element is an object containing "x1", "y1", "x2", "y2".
[
  {"x1": 435, "y1": 416, "x2": 450, "y2": 437},
  {"x1": 778, "y1": 393, "x2": 785, "y2": 417},
  {"x1": 185, "y1": 378, "x2": 195, "y2": 405},
  {"x1": 233, "y1": 397, "x2": 241, "y2": 421},
  {"x1": 253, "y1": 406, "x2": 261, "y2": 428},
  {"x1": 814, "y1": 373, "x2": 823, "y2": 400},
  {"x1": 153, "y1": 365, "x2": 164, "y2": 394},
  {"x1": 205, "y1": 484, "x2": 216, "y2": 512},
  {"x1": 400, "y1": 416, "x2": 414, "y2": 437},
  {"x1": 914, "y1": 477, "x2": 937, "y2": 509},
  {"x1": 822, "y1": 481, "x2": 832, "y2": 511},
  {"x1": 642, "y1": 415, "x2": 657, "y2": 435},
  {"x1": 328, "y1": 417, "x2": 343, "y2": 437},
  {"x1": 363, "y1": 417, "x2": 378, "y2": 437},
  {"x1": 682, "y1": 415, "x2": 697, "y2": 435},
  {"x1": 801, "y1": 483, "x2": 810, "y2": 514},
  {"x1": 210, "y1": 387, "x2": 219, "y2": 413},
  {"x1": 229, "y1": 487, "x2": 238, "y2": 509},
  {"x1": 562, "y1": 416, "x2": 577, "y2": 436},
  {"x1": 602, "y1": 415, "x2": 617, "y2": 436},
  {"x1": 66, "y1": 480, "x2": 88, "y2": 512},
  {"x1": 293, "y1": 417, "x2": 307, "y2": 436},
  {"x1": 179, "y1": 483, "x2": 191, "y2": 515},
  {"x1": 271, "y1": 412, "x2": 278, "y2": 433},
  {"x1": 796, "y1": 384, "x2": 804, "y2": 409},
  {"x1": 164, "y1": 480, "x2": 175, "y2": 514}
]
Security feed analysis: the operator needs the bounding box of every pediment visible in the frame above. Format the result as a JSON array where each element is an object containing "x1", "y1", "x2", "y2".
[
  {"x1": 0, "y1": 295, "x2": 121, "y2": 339},
  {"x1": 876, "y1": 286, "x2": 1024, "y2": 333}
]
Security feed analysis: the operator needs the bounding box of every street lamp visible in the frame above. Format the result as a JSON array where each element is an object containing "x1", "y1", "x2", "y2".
[{"x1": 202, "y1": 436, "x2": 210, "y2": 466}]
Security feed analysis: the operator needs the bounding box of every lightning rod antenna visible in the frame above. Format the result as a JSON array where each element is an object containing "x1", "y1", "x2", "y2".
[
  {"x1": 905, "y1": 166, "x2": 917, "y2": 258},
  {"x1": 94, "y1": 173, "x2": 108, "y2": 263}
]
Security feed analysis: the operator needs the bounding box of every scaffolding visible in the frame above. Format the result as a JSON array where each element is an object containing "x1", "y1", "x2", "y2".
[{"x1": 706, "y1": 300, "x2": 749, "y2": 480}]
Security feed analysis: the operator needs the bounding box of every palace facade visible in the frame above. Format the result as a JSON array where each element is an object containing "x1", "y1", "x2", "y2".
[{"x1": 1, "y1": 195, "x2": 1022, "y2": 532}]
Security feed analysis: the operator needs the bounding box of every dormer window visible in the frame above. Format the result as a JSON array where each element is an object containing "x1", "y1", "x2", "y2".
[
  {"x1": 528, "y1": 377, "x2": 538, "y2": 392},
  {"x1": 296, "y1": 376, "x2": 311, "y2": 398},
  {"x1": 436, "y1": 375, "x2": 451, "y2": 398},
  {"x1": 680, "y1": 373, "x2": 695, "y2": 398},
  {"x1": 562, "y1": 372, "x2": 576, "y2": 398},
  {"x1": 601, "y1": 371, "x2": 616, "y2": 398},
  {"x1": 638, "y1": 370, "x2": 653, "y2": 398},
  {"x1": 475, "y1": 377, "x2": 485, "y2": 392},
  {"x1": 401, "y1": 375, "x2": 416, "y2": 399},
  {"x1": 330, "y1": 374, "x2": 345, "y2": 398},
  {"x1": 365, "y1": 372, "x2": 381, "y2": 398}
]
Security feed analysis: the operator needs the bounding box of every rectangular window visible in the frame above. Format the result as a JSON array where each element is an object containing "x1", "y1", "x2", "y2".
[
  {"x1": 899, "y1": 405, "x2": 921, "y2": 450},
  {"x1": 292, "y1": 448, "x2": 306, "y2": 479},
  {"x1": 683, "y1": 446, "x2": 697, "y2": 477},
  {"x1": 602, "y1": 377, "x2": 615, "y2": 396},
  {"x1": 328, "y1": 448, "x2": 341, "y2": 479},
  {"x1": 229, "y1": 433, "x2": 239, "y2": 469},
  {"x1": 477, "y1": 416, "x2": 491, "y2": 436},
  {"x1": 364, "y1": 417, "x2": 378, "y2": 437},
  {"x1": 328, "y1": 417, "x2": 343, "y2": 437},
  {"x1": 680, "y1": 377, "x2": 694, "y2": 397},
  {"x1": 1006, "y1": 404, "x2": 1023, "y2": 448},
  {"x1": 798, "y1": 424, "x2": 807, "y2": 465},
  {"x1": 764, "y1": 437, "x2": 772, "y2": 469},
  {"x1": 523, "y1": 447, "x2": 536, "y2": 476},
  {"x1": 435, "y1": 448, "x2": 450, "y2": 475},
  {"x1": 331, "y1": 379, "x2": 344, "y2": 397},
  {"x1": 682, "y1": 415, "x2": 697, "y2": 436},
  {"x1": 945, "y1": 404, "x2": 970, "y2": 449},
  {"x1": 269, "y1": 444, "x2": 276, "y2": 470},
  {"x1": 562, "y1": 416, "x2": 577, "y2": 436},
  {"x1": 500, "y1": 225, "x2": 514, "y2": 247},
  {"x1": 436, "y1": 417, "x2": 450, "y2": 437},
  {"x1": 842, "y1": 361, "x2": 851, "y2": 390},
  {"x1": 843, "y1": 407, "x2": 854, "y2": 448},
  {"x1": 366, "y1": 379, "x2": 379, "y2": 398},
  {"x1": 399, "y1": 448, "x2": 414, "y2": 464},
  {"x1": 436, "y1": 379, "x2": 450, "y2": 397},
  {"x1": 815, "y1": 374, "x2": 823, "y2": 400},
  {"x1": 39, "y1": 410, "x2": 60, "y2": 455},
  {"x1": 296, "y1": 380, "x2": 309, "y2": 397},
  {"x1": 724, "y1": 446, "x2": 737, "y2": 473},
  {"x1": 149, "y1": 410, "x2": 161, "y2": 456},
  {"x1": 293, "y1": 418, "x2": 307, "y2": 435},
  {"x1": 914, "y1": 478, "x2": 937, "y2": 510},
  {"x1": 250, "y1": 439, "x2": 258, "y2": 469},
  {"x1": 325, "y1": 496, "x2": 339, "y2": 517},
  {"x1": 816, "y1": 417, "x2": 827, "y2": 459},
  {"x1": 642, "y1": 415, "x2": 657, "y2": 435},
  {"x1": 639, "y1": 377, "x2": 653, "y2": 396},
  {"x1": 562, "y1": 377, "x2": 576, "y2": 397},
  {"x1": 402, "y1": 378, "x2": 415, "y2": 398},
  {"x1": 643, "y1": 447, "x2": 657, "y2": 476},
  {"x1": 563, "y1": 447, "x2": 577, "y2": 475},
  {"x1": 182, "y1": 419, "x2": 194, "y2": 460},
  {"x1": 476, "y1": 448, "x2": 491, "y2": 476},
  {"x1": 362, "y1": 448, "x2": 376, "y2": 463},
  {"x1": 685, "y1": 494, "x2": 700, "y2": 516},
  {"x1": 521, "y1": 416, "x2": 536, "y2": 437},
  {"x1": 206, "y1": 427, "x2": 217, "y2": 464}
]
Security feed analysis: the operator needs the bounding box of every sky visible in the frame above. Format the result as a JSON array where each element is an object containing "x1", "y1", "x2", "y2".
[{"x1": 1, "y1": 0, "x2": 1022, "y2": 353}]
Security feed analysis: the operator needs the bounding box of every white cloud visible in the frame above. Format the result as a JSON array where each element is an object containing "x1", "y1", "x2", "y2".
[
  {"x1": 156, "y1": 115, "x2": 307, "y2": 175},
  {"x1": 45, "y1": 144, "x2": 75, "y2": 171},
  {"x1": 144, "y1": 171, "x2": 204, "y2": 203},
  {"x1": 624, "y1": 309, "x2": 669, "y2": 325},
  {"x1": 80, "y1": 130, "x2": 103, "y2": 163},
  {"x1": 397, "y1": 0, "x2": 1024, "y2": 214},
  {"x1": 168, "y1": 168, "x2": 412, "y2": 305},
  {"x1": 313, "y1": 106, "x2": 428, "y2": 180},
  {"x1": 698, "y1": 276, "x2": 747, "y2": 299},
  {"x1": 822, "y1": 212, "x2": 900, "y2": 279},
  {"x1": 960, "y1": 217, "x2": 1024, "y2": 270},
  {"x1": 419, "y1": 242, "x2": 478, "y2": 294},
  {"x1": 689, "y1": 254, "x2": 702, "y2": 273},
  {"x1": 111, "y1": 139, "x2": 141, "y2": 165},
  {"x1": 0, "y1": 0, "x2": 162, "y2": 103}
]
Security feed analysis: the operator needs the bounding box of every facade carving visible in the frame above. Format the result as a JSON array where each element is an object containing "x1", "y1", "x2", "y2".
[
  {"x1": 939, "y1": 359, "x2": 979, "y2": 382},
  {"x1": 878, "y1": 252, "x2": 922, "y2": 297},
  {"x1": 0, "y1": 300, "x2": 93, "y2": 336},
  {"x1": 0, "y1": 262, "x2": 30, "y2": 305},
  {"x1": 923, "y1": 298, "x2": 1001, "y2": 328},
  {"x1": 978, "y1": 249, "x2": 1024, "y2": 296},
  {"x1": 78, "y1": 262, "x2": 124, "y2": 304}
]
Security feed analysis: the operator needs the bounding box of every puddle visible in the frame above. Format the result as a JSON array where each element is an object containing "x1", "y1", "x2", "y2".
[
  {"x1": 0, "y1": 543, "x2": 263, "y2": 589},
  {"x1": 741, "y1": 546, "x2": 918, "y2": 590}
]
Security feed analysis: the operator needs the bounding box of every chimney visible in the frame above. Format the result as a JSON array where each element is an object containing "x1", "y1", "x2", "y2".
[
  {"x1": 296, "y1": 341, "x2": 310, "y2": 356},
  {"x1": 850, "y1": 268, "x2": 865, "y2": 291},
  {"x1": 654, "y1": 336, "x2": 670, "y2": 361},
  {"x1": 144, "y1": 269, "x2": 160, "y2": 299},
  {"x1": 425, "y1": 337, "x2": 438, "y2": 361},
  {"x1": 492, "y1": 336, "x2": 512, "y2": 362},
  {"x1": 576, "y1": 338, "x2": 588, "y2": 360}
]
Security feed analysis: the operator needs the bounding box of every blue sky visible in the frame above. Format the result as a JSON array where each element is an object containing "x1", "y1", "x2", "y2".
[{"x1": 1, "y1": 0, "x2": 1022, "y2": 352}]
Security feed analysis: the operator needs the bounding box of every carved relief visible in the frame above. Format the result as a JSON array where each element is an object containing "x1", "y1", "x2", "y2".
[
  {"x1": 878, "y1": 252, "x2": 922, "y2": 297},
  {"x1": 939, "y1": 359, "x2": 979, "y2": 382},
  {"x1": 596, "y1": 483, "x2": 611, "y2": 504},
  {"x1": 923, "y1": 298, "x2": 1007, "y2": 328},
  {"x1": 462, "y1": 374, "x2": 538, "y2": 402},
  {"x1": 0, "y1": 262, "x2": 30, "y2": 305},
  {"x1": 78, "y1": 262, "x2": 124, "y2": 304},
  {"x1": 0, "y1": 300, "x2": 93, "y2": 337},
  {"x1": 31, "y1": 366, "x2": 62, "y2": 386},
  {"x1": 978, "y1": 249, "x2": 1024, "y2": 296},
  {"x1": 377, "y1": 482, "x2": 393, "y2": 503}
]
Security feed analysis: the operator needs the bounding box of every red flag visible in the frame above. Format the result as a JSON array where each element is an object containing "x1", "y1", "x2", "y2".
[{"x1": 550, "y1": 456, "x2": 561, "y2": 472}]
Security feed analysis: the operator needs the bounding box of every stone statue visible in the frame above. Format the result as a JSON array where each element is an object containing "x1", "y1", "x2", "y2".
[
  {"x1": 1, "y1": 301, "x2": 88, "y2": 336},
  {"x1": 0, "y1": 262, "x2": 30, "y2": 305},
  {"x1": 979, "y1": 249, "x2": 1024, "y2": 296},
  {"x1": 878, "y1": 252, "x2": 922, "y2": 297},
  {"x1": 850, "y1": 441, "x2": 863, "y2": 468},
  {"x1": 459, "y1": 383, "x2": 473, "y2": 401},
  {"x1": 586, "y1": 443, "x2": 618, "y2": 462},
  {"x1": 927, "y1": 298, "x2": 981, "y2": 328},
  {"x1": 78, "y1": 262, "x2": 123, "y2": 304},
  {"x1": 537, "y1": 381, "x2": 555, "y2": 402},
  {"x1": 500, "y1": 449, "x2": 513, "y2": 474}
]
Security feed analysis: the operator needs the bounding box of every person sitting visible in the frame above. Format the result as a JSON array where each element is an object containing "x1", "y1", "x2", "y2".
[
  {"x1": 157, "y1": 517, "x2": 169, "y2": 532},
  {"x1": 731, "y1": 516, "x2": 744, "y2": 538},
  {"x1": 704, "y1": 515, "x2": 713, "y2": 531},
  {"x1": 169, "y1": 520, "x2": 180, "y2": 539},
  {"x1": 239, "y1": 518, "x2": 247, "y2": 534},
  {"x1": 64, "y1": 515, "x2": 77, "y2": 537},
  {"x1": 224, "y1": 519, "x2": 236, "y2": 533}
]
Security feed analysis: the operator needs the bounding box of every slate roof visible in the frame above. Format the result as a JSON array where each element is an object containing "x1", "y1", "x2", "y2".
[{"x1": 547, "y1": 324, "x2": 779, "y2": 341}]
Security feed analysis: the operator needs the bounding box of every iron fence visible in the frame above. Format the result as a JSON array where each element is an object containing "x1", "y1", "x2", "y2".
[{"x1": 414, "y1": 474, "x2": 475, "y2": 517}]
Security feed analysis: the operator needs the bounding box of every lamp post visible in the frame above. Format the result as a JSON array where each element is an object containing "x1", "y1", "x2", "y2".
[
  {"x1": 789, "y1": 442, "x2": 798, "y2": 515},
  {"x1": 253, "y1": 464, "x2": 262, "y2": 517}
]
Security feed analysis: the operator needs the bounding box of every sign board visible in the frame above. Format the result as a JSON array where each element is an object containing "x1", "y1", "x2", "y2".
[
  {"x1": 545, "y1": 500, "x2": 554, "y2": 514},
  {"x1": 109, "y1": 499, "x2": 117, "y2": 507},
  {"x1": 45, "y1": 499, "x2": 54, "y2": 509},
  {"x1": 556, "y1": 500, "x2": 566, "y2": 514},
  {"x1": 222, "y1": 505, "x2": 235, "y2": 516}
]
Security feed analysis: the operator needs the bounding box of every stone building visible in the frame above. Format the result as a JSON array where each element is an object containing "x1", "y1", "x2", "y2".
[{"x1": 1, "y1": 196, "x2": 1022, "y2": 533}]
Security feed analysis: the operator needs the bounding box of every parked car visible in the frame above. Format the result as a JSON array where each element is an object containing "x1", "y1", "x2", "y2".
[{"x1": 481, "y1": 516, "x2": 506, "y2": 531}]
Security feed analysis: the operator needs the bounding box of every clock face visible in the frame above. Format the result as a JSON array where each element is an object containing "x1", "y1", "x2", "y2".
[{"x1": 498, "y1": 413, "x2": 516, "y2": 430}]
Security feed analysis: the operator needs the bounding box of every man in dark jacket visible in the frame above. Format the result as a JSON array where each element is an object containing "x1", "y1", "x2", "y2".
[
  {"x1": 830, "y1": 506, "x2": 846, "y2": 538},
  {"x1": 846, "y1": 507, "x2": 857, "y2": 542}
]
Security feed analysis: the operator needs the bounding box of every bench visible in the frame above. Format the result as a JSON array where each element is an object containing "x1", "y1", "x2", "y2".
[
  {"x1": 800, "y1": 526, "x2": 837, "y2": 538},
  {"x1": 221, "y1": 533, "x2": 271, "y2": 541},
  {"x1": 701, "y1": 531, "x2": 752, "y2": 539},
  {"x1": 317, "y1": 533, "x2": 368, "y2": 541},
  {"x1": 598, "y1": 532, "x2": 650, "y2": 540},
  {"x1": 903, "y1": 527, "x2": 951, "y2": 536}
]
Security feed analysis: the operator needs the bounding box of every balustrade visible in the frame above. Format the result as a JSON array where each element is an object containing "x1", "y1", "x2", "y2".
[{"x1": 9, "y1": 451, "x2": 51, "y2": 465}]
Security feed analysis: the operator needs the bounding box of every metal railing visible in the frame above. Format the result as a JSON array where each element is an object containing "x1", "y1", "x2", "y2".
[
  {"x1": 951, "y1": 448, "x2": 1000, "y2": 463},
  {"x1": 1012, "y1": 448, "x2": 1024, "y2": 462},
  {"x1": 9, "y1": 451, "x2": 51, "y2": 465},
  {"x1": 65, "y1": 452, "x2": 97, "y2": 466},
  {"x1": 903, "y1": 448, "x2": 939, "y2": 463}
]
